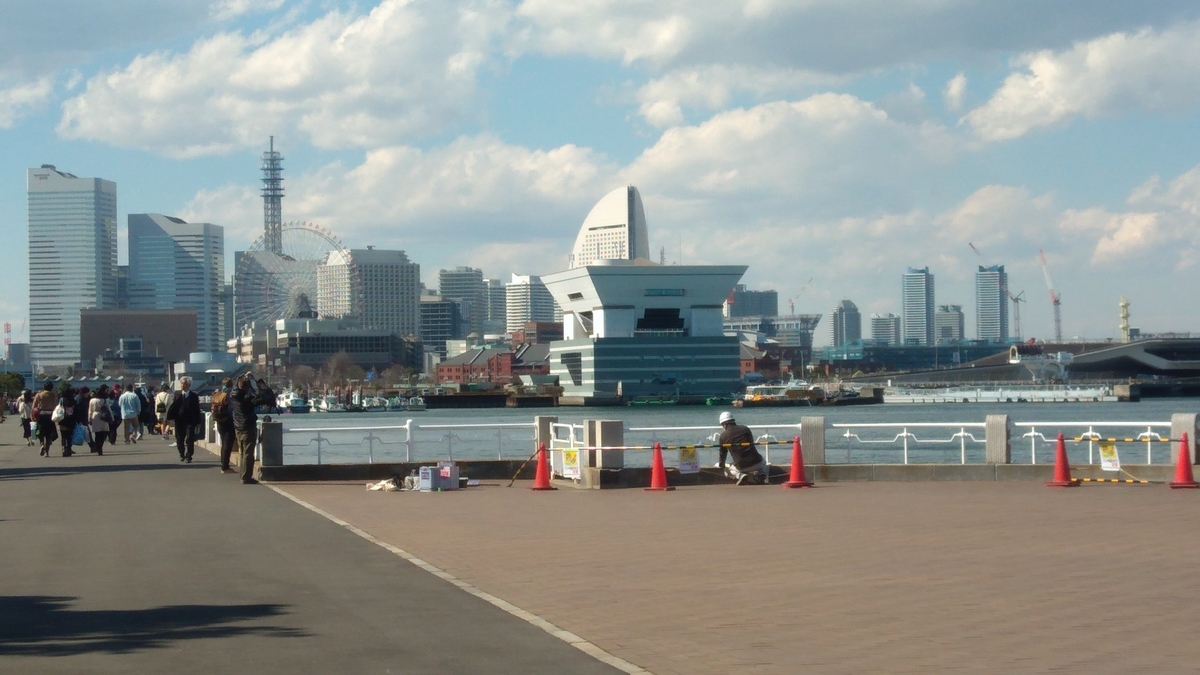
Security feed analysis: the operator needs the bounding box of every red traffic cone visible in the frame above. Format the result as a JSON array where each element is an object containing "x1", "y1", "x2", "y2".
[
  {"x1": 645, "y1": 442, "x2": 675, "y2": 491},
  {"x1": 530, "y1": 442, "x2": 557, "y2": 491},
  {"x1": 1169, "y1": 432, "x2": 1199, "y2": 489},
  {"x1": 783, "y1": 436, "x2": 813, "y2": 489},
  {"x1": 1046, "y1": 432, "x2": 1078, "y2": 487}
]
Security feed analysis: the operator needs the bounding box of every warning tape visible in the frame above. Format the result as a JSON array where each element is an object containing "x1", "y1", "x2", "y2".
[
  {"x1": 1070, "y1": 437, "x2": 1175, "y2": 443},
  {"x1": 563, "y1": 442, "x2": 759, "y2": 452},
  {"x1": 1076, "y1": 478, "x2": 1150, "y2": 484}
]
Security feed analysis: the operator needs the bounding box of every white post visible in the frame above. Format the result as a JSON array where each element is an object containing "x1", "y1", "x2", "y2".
[
  {"x1": 960, "y1": 428, "x2": 966, "y2": 465},
  {"x1": 903, "y1": 427, "x2": 909, "y2": 465}
]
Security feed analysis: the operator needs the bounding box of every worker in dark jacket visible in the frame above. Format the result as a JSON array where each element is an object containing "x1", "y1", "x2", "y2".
[
  {"x1": 717, "y1": 411, "x2": 765, "y2": 485},
  {"x1": 166, "y1": 376, "x2": 204, "y2": 463},
  {"x1": 231, "y1": 374, "x2": 269, "y2": 485}
]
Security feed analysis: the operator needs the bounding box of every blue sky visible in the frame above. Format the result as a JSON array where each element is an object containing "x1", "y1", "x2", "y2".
[{"x1": 3, "y1": 0, "x2": 1200, "y2": 346}]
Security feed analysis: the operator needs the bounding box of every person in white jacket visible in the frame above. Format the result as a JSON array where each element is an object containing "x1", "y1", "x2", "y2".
[{"x1": 118, "y1": 387, "x2": 142, "y2": 443}]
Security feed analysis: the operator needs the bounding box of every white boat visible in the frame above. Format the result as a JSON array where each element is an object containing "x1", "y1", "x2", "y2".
[
  {"x1": 884, "y1": 385, "x2": 1115, "y2": 404},
  {"x1": 314, "y1": 395, "x2": 347, "y2": 413},
  {"x1": 279, "y1": 390, "x2": 311, "y2": 414},
  {"x1": 735, "y1": 380, "x2": 823, "y2": 407},
  {"x1": 405, "y1": 396, "x2": 427, "y2": 412},
  {"x1": 387, "y1": 397, "x2": 407, "y2": 411},
  {"x1": 363, "y1": 396, "x2": 389, "y2": 412}
]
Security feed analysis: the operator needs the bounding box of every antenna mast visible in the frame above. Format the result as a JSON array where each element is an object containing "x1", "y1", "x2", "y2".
[{"x1": 261, "y1": 136, "x2": 284, "y2": 255}]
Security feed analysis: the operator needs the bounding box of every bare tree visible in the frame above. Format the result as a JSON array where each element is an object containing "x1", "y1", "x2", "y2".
[{"x1": 289, "y1": 365, "x2": 317, "y2": 388}]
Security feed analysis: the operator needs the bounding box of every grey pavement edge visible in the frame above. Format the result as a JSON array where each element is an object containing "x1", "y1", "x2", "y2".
[{"x1": 0, "y1": 418, "x2": 624, "y2": 675}]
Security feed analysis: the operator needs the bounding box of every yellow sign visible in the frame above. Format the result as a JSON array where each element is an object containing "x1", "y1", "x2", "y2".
[
  {"x1": 678, "y1": 447, "x2": 700, "y2": 474},
  {"x1": 562, "y1": 449, "x2": 580, "y2": 478},
  {"x1": 1098, "y1": 442, "x2": 1120, "y2": 471}
]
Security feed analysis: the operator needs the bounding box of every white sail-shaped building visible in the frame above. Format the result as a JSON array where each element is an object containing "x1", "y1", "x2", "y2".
[{"x1": 568, "y1": 186, "x2": 651, "y2": 268}]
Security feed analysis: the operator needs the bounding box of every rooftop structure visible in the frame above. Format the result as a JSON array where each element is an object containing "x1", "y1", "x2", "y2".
[{"x1": 568, "y1": 186, "x2": 650, "y2": 269}]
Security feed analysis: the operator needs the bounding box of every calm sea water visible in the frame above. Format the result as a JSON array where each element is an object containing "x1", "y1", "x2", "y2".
[{"x1": 276, "y1": 398, "x2": 1198, "y2": 467}]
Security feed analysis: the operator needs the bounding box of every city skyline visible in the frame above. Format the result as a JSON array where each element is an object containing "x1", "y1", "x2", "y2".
[{"x1": 3, "y1": 4, "x2": 1200, "y2": 347}]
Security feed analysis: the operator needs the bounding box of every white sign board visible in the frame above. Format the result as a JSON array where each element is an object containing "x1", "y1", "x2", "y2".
[
  {"x1": 561, "y1": 448, "x2": 581, "y2": 479},
  {"x1": 1098, "y1": 442, "x2": 1120, "y2": 472},
  {"x1": 678, "y1": 447, "x2": 700, "y2": 474}
]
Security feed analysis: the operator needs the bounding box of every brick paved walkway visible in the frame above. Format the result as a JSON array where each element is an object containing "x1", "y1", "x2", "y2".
[{"x1": 279, "y1": 479, "x2": 1200, "y2": 674}]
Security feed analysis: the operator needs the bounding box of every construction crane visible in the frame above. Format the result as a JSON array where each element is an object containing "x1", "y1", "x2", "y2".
[
  {"x1": 1038, "y1": 249, "x2": 1063, "y2": 342},
  {"x1": 967, "y1": 243, "x2": 1025, "y2": 340},
  {"x1": 787, "y1": 277, "x2": 813, "y2": 315}
]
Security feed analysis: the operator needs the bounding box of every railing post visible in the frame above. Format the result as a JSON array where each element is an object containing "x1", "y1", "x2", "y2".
[
  {"x1": 1030, "y1": 425, "x2": 1037, "y2": 464},
  {"x1": 799, "y1": 416, "x2": 826, "y2": 465},
  {"x1": 960, "y1": 427, "x2": 966, "y2": 465},
  {"x1": 1087, "y1": 425, "x2": 1095, "y2": 465},
  {"x1": 404, "y1": 419, "x2": 413, "y2": 462},
  {"x1": 1146, "y1": 425, "x2": 1153, "y2": 464},
  {"x1": 985, "y1": 414, "x2": 1010, "y2": 464},
  {"x1": 1171, "y1": 413, "x2": 1198, "y2": 465},
  {"x1": 902, "y1": 427, "x2": 909, "y2": 465}
]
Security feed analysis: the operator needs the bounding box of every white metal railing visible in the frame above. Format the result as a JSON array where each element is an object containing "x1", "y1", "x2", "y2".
[
  {"x1": 283, "y1": 419, "x2": 536, "y2": 465},
  {"x1": 1013, "y1": 421, "x2": 1171, "y2": 465},
  {"x1": 830, "y1": 423, "x2": 986, "y2": 465}
]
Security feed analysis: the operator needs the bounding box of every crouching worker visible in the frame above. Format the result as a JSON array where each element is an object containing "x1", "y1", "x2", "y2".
[{"x1": 717, "y1": 411, "x2": 765, "y2": 485}]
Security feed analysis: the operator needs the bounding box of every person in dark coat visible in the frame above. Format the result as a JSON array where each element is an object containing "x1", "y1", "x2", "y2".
[
  {"x1": 232, "y1": 374, "x2": 270, "y2": 484},
  {"x1": 166, "y1": 377, "x2": 204, "y2": 463},
  {"x1": 57, "y1": 389, "x2": 78, "y2": 457},
  {"x1": 717, "y1": 411, "x2": 765, "y2": 485}
]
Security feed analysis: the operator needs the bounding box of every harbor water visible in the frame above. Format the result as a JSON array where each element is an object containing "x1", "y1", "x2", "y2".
[{"x1": 276, "y1": 398, "x2": 1199, "y2": 468}]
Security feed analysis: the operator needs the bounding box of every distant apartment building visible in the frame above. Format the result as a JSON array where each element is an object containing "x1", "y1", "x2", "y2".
[
  {"x1": 28, "y1": 165, "x2": 118, "y2": 367},
  {"x1": 975, "y1": 264, "x2": 1009, "y2": 341},
  {"x1": 724, "y1": 284, "x2": 779, "y2": 318},
  {"x1": 568, "y1": 185, "x2": 650, "y2": 268},
  {"x1": 127, "y1": 213, "x2": 225, "y2": 351},
  {"x1": 901, "y1": 267, "x2": 935, "y2": 345},
  {"x1": 830, "y1": 299, "x2": 862, "y2": 347},
  {"x1": 420, "y1": 292, "x2": 464, "y2": 358},
  {"x1": 505, "y1": 274, "x2": 559, "y2": 333},
  {"x1": 318, "y1": 247, "x2": 420, "y2": 337},
  {"x1": 935, "y1": 304, "x2": 965, "y2": 343},
  {"x1": 439, "y1": 266, "x2": 486, "y2": 336},
  {"x1": 484, "y1": 278, "x2": 507, "y2": 334},
  {"x1": 871, "y1": 313, "x2": 902, "y2": 346}
]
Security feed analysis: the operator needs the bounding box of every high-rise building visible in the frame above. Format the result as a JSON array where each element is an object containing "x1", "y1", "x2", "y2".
[
  {"x1": 419, "y1": 292, "x2": 463, "y2": 358},
  {"x1": 318, "y1": 247, "x2": 419, "y2": 336},
  {"x1": 830, "y1": 299, "x2": 862, "y2": 347},
  {"x1": 439, "y1": 266, "x2": 486, "y2": 336},
  {"x1": 870, "y1": 313, "x2": 902, "y2": 346},
  {"x1": 568, "y1": 185, "x2": 651, "y2": 268},
  {"x1": 724, "y1": 284, "x2": 779, "y2": 318},
  {"x1": 484, "y1": 278, "x2": 507, "y2": 334},
  {"x1": 901, "y1": 267, "x2": 935, "y2": 345},
  {"x1": 127, "y1": 214, "x2": 225, "y2": 351},
  {"x1": 505, "y1": 274, "x2": 559, "y2": 333},
  {"x1": 975, "y1": 264, "x2": 1009, "y2": 341},
  {"x1": 28, "y1": 165, "x2": 118, "y2": 367},
  {"x1": 935, "y1": 304, "x2": 965, "y2": 344}
]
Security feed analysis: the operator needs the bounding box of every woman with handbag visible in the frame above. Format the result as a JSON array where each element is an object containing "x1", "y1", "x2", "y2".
[
  {"x1": 32, "y1": 382, "x2": 58, "y2": 457},
  {"x1": 57, "y1": 389, "x2": 78, "y2": 457},
  {"x1": 89, "y1": 386, "x2": 112, "y2": 455}
]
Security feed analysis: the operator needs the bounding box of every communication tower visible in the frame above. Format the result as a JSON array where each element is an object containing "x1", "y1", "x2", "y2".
[{"x1": 261, "y1": 136, "x2": 284, "y2": 255}]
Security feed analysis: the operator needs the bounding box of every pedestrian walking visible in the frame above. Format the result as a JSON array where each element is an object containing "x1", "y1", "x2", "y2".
[
  {"x1": 32, "y1": 382, "x2": 58, "y2": 457},
  {"x1": 57, "y1": 389, "x2": 78, "y2": 457},
  {"x1": 212, "y1": 378, "x2": 236, "y2": 473},
  {"x1": 119, "y1": 386, "x2": 141, "y2": 443},
  {"x1": 18, "y1": 389, "x2": 33, "y2": 446},
  {"x1": 166, "y1": 376, "x2": 203, "y2": 463},
  {"x1": 88, "y1": 386, "x2": 112, "y2": 455},
  {"x1": 108, "y1": 386, "x2": 122, "y2": 445},
  {"x1": 139, "y1": 386, "x2": 157, "y2": 440},
  {"x1": 155, "y1": 384, "x2": 173, "y2": 439},
  {"x1": 232, "y1": 374, "x2": 268, "y2": 484}
]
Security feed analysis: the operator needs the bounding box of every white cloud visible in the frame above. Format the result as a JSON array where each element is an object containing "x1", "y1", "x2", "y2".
[
  {"x1": 966, "y1": 20, "x2": 1200, "y2": 141},
  {"x1": 210, "y1": 0, "x2": 286, "y2": 22},
  {"x1": 943, "y1": 72, "x2": 966, "y2": 111},
  {"x1": 0, "y1": 77, "x2": 53, "y2": 128},
  {"x1": 58, "y1": 0, "x2": 510, "y2": 157},
  {"x1": 635, "y1": 65, "x2": 836, "y2": 127}
]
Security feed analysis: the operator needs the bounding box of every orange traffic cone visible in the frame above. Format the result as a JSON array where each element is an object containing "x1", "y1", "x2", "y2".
[
  {"x1": 530, "y1": 442, "x2": 557, "y2": 491},
  {"x1": 645, "y1": 442, "x2": 674, "y2": 491},
  {"x1": 1046, "y1": 432, "x2": 1078, "y2": 487},
  {"x1": 783, "y1": 436, "x2": 813, "y2": 489},
  {"x1": 1169, "y1": 432, "x2": 1199, "y2": 489}
]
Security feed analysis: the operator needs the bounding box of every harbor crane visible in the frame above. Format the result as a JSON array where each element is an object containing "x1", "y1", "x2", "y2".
[
  {"x1": 1038, "y1": 249, "x2": 1063, "y2": 342},
  {"x1": 967, "y1": 243, "x2": 1025, "y2": 340}
]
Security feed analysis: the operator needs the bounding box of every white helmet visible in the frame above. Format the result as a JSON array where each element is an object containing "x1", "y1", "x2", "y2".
[{"x1": 718, "y1": 411, "x2": 734, "y2": 425}]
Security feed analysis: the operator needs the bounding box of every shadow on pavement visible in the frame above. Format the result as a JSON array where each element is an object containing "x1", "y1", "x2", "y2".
[
  {"x1": 0, "y1": 463, "x2": 213, "y2": 481},
  {"x1": 0, "y1": 596, "x2": 304, "y2": 656}
]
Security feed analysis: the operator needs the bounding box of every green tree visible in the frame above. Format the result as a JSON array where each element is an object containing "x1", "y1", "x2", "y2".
[{"x1": 0, "y1": 372, "x2": 25, "y2": 396}]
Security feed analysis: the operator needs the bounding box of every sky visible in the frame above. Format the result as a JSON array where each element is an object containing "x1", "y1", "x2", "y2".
[{"x1": 3, "y1": 0, "x2": 1200, "y2": 347}]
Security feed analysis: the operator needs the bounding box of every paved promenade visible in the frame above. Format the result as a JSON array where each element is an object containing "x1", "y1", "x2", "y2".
[
  {"x1": 280, "y1": 476, "x2": 1200, "y2": 674},
  {"x1": 0, "y1": 420, "x2": 621, "y2": 674}
]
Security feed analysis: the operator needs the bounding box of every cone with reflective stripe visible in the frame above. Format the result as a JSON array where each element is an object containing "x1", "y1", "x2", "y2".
[
  {"x1": 645, "y1": 442, "x2": 674, "y2": 491},
  {"x1": 1169, "y1": 432, "x2": 1198, "y2": 489},
  {"x1": 530, "y1": 442, "x2": 557, "y2": 491},
  {"x1": 1046, "y1": 432, "x2": 1079, "y2": 487},
  {"x1": 783, "y1": 436, "x2": 813, "y2": 488}
]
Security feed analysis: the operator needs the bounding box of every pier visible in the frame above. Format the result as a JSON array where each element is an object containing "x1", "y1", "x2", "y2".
[{"x1": 5, "y1": 417, "x2": 1200, "y2": 673}]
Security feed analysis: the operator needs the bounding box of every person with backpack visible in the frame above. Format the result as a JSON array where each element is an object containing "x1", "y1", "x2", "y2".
[
  {"x1": 155, "y1": 385, "x2": 173, "y2": 439},
  {"x1": 211, "y1": 377, "x2": 235, "y2": 473}
]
